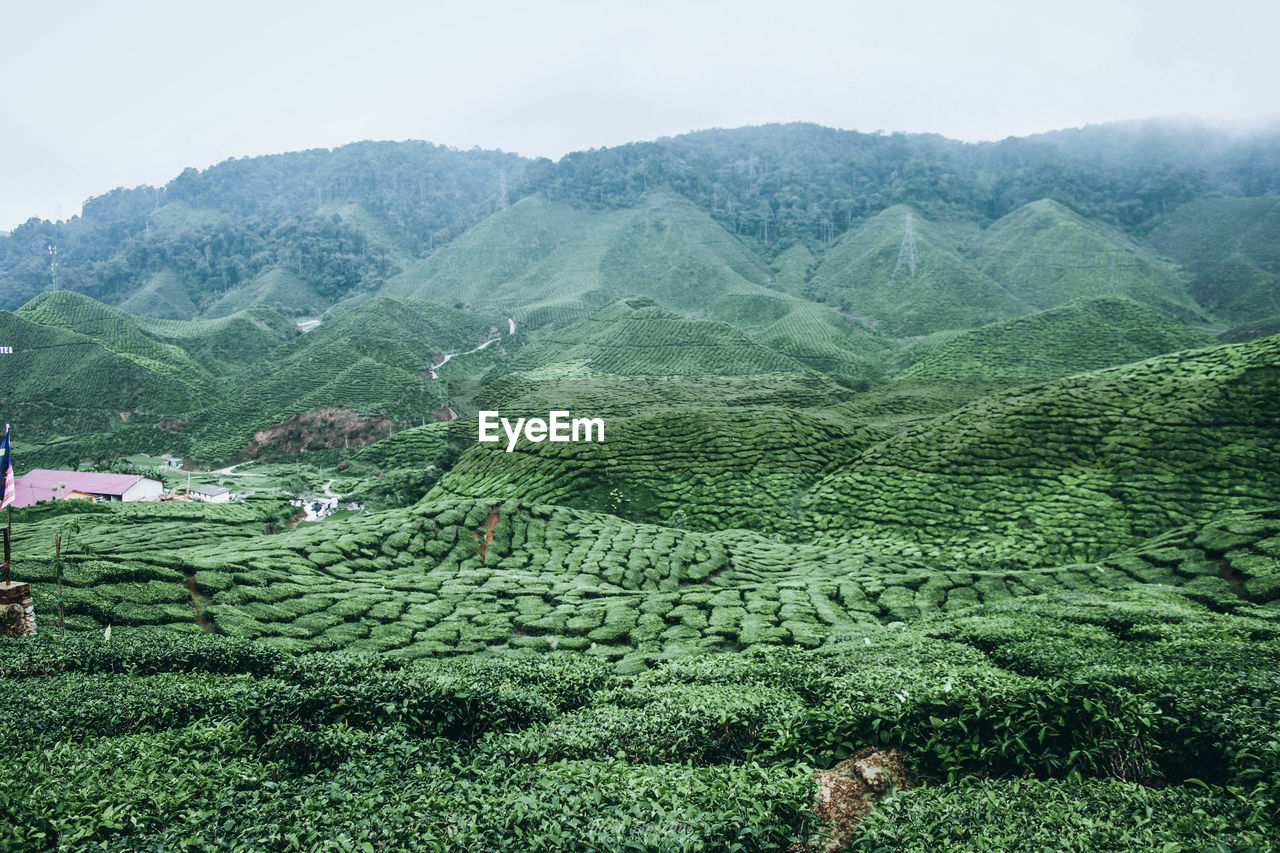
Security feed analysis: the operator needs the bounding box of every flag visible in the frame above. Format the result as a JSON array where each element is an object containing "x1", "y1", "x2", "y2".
[{"x1": 1, "y1": 425, "x2": 13, "y2": 510}]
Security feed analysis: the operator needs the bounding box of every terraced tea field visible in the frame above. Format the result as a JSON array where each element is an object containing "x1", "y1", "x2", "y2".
[
  {"x1": 5, "y1": 495, "x2": 1279, "y2": 851},
  {"x1": 12, "y1": 492, "x2": 1277, "y2": 669},
  {"x1": 1148, "y1": 196, "x2": 1280, "y2": 325},
  {"x1": 897, "y1": 297, "x2": 1216, "y2": 383},
  {"x1": 434, "y1": 406, "x2": 881, "y2": 533},
  {"x1": 971, "y1": 199, "x2": 1200, "y2": 316},
  {"x1": 804, "y1": 205, "x2": 1027, "y2": 335},
  {"x1": 805, "y1": 334, "x2": 1280, "y2": 565},
  {"x1": 5, "y1": 124, "x2": 1280, "y2": 850}
]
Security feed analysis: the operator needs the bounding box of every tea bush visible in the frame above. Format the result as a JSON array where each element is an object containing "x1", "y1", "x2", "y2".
[{"x1": 851, "y1": 777, "x2": 1269, "y2": 852}]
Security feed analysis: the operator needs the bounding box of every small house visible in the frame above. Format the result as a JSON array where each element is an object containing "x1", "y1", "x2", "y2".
[{"x1": 190, "y1": 484, "x2": 232, "y2": 504}]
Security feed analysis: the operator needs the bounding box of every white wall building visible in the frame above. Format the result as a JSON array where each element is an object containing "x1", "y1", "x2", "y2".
[{"x1": 190, "y1": 484, "x2": 232, "y2": 503}]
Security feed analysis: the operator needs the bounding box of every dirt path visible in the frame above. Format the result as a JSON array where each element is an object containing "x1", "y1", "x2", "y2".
[
  {"x1": 183, "y1": 573, "x2": 211, "y2": 633},
  {"x1": 206, "y1": 462, "x2": 268, "y2": 477},
  {"x1": 472, "y1": 506, "x2": 500, "y2": 563},
  {"x1": 429, "y1": 335, "x2": 502, "y2": 377},
  {"x1": 508, "y1": 317, "x2": 516, "y2": 335},
  {"x1": 431, "y1": 336, "x2": 501, "y2": 371}
]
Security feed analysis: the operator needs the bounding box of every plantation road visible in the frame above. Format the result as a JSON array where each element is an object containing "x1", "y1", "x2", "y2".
[{"x1": 428, "y1": 335, "x2": 503, "y2": 378}]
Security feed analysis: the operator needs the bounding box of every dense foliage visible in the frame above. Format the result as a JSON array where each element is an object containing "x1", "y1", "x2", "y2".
[
  {"x1": 524, "y1": 121, "x2": 1279, "y2": 243},
  {"x1": 2, "y1": 119, "x2": 1279, "y2": 850},
  {"x1": 3, "y1": 578, "x2": 1278, "y2": 851},
  {"x1": 3, "y1": 120, "x2": 1278, "y2": 319},
  {"x1": 0, "y1": 142, "x2": 526, "y2": 312}
]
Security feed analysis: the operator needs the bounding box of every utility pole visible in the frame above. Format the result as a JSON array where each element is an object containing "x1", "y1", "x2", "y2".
[{"x1": 48, "y1": 245, "x2": 58, "y2": 290}]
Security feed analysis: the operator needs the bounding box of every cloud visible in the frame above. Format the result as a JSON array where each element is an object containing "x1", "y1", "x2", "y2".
[{"x1": 2, "y1": 0, "x2": 1278, "y2": 227}]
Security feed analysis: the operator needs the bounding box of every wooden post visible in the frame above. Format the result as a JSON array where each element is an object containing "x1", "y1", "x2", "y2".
[
  {"x1": 3, "y1": 518, "x2": 9, "y2": 586},
  {"x1": 55, "y1": 533, "x2": 64, "y2": 632}
]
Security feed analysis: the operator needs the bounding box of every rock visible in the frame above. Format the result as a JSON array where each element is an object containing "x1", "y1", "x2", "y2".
[{"x1": 808, "y1": 748, "x2": 912, "y2": 853}]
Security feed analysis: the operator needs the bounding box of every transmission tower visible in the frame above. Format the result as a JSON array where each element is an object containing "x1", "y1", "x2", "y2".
[{"x1": 892, "y1": 212, "x2": 918, "y2": 279}]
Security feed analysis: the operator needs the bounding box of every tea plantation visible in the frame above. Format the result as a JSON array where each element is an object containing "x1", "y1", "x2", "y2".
[
  {"x1": 5, "y1": 127, "x2": 1280, "y2": 849},
  {"x1": 4, "y1": 540, "x2": 1279, "y2": 851},
  {"x1": 6, "y1": 312, "x2": 1279, "y2": 851}
]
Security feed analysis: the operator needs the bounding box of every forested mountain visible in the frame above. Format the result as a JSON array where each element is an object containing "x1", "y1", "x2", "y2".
[
  {"x1": 3, "y1": 119, "x2": 1279, "y2": 320},
  {"x1": 526, "y1": 120, "x2": 1280, "y2": 238},
  {"x1": 3, "y1": 119, "x2": 1278, "y2": 473},
  {"x1": 0, "y1": 142, "x2": 526, "y2": 313},
  {"x1": 1148, "y1": 195, "x2": 1280, "y2": 326}
]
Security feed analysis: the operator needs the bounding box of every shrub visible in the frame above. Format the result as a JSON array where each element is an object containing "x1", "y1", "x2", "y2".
[
  {"x1": 851, "y1": 778, "x2": 1268, "y2": 852},
  {"x1": 0, "y1": 632, "x2": 286, "y2": 678}
]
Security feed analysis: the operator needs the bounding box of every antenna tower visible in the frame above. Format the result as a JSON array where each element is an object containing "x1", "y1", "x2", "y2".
[{"x1": 892, "y1": 213, "x2": 918, "y2": 279}]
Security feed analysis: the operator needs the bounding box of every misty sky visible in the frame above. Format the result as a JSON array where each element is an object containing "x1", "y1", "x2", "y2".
[{"x1": 2, "y1": 0, "x2": 1278, "y2": 230}]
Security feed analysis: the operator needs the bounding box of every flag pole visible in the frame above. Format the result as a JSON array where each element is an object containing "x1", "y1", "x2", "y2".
[{"x1": 3, "y1": 423, "x2": 10, "y2": 587}]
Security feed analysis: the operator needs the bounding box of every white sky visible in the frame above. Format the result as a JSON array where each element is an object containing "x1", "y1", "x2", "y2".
[{"x1": 2, "y1": 0, "x2": 1278, "y2": 230}]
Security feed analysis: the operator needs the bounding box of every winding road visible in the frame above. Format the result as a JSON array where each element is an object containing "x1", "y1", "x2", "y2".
[
  {"x1": 430, "y1": 335, "x2": 501, "y2": 372},
  {"x1": 429, "y1": 318, "x2": 516, "y2": 374}
]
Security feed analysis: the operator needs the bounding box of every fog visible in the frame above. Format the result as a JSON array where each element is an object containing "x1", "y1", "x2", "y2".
[{"x1": 2, "y1": 0, "x2": 1278, "y2": 229}]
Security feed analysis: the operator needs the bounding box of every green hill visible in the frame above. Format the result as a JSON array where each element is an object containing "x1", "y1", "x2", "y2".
[
  {"x1": 0, "y1": 141, "x2": 526, "y2": 315},
  {"x1": 381, "y1": 193, "x2": 770, "y2": 325},
  {"x1": 201, "y1": 266, "x2": 334, "y2": 319},
  {"x1": 433, "y1": 406, "x2": 882, "y2": 535},
  {"x1": 0, "y1": 292, "x2": 506, "y2": 467},
  {"x1": 471, "y1": 298, "x2": 854, "y2": 424},
  {"x1": 135, "y1": 308, "x2": 300, "y2": 379},
  {"x1": 351, "y1": 422, "x2": 454, "y2": 471},
  {"x1": 1221, "y1": 313, "x2": 1280, "y2": 343},
  {"x1": 15, "y1": 290, "x2": 216, "y2": 388},
  {"x1": 5, "y1": 121, "x2": 1278, "y2": 327},
  {"x1": 749, "y1": 298, "x2": 896, "y2": 383},
  {"x1": 327, "y1": 421, "x2": 468, "y2": 507},
  {"x1": 973, "y1": 199, "x2": 1198, "y2": 316},
  {"x1": 768, "y1": 244, "x2": 814, "y2": 294},
  {"x1": 192, "y1": 296, "x2": 504, "y2": 460},
  {"x1": 1, "y1": 292, "x2": 220, "y2": 445},
  {"x1": 1148, "y1": 196, "x2": 1280, "y2": 326},
  {"x1": 0, "y1": 310, "x2": 212, "y2": 444},
  {"x1": 500, "y1": 298, "x2": 809, "y2": 378},
  {"x1": 382, "y1": 192, "x2": 894, "y2": 382},
  {"x1": 116, "y1": 270, "x2": 199, "y2": 319},
  {"x1": 804, "y1": 205, "x2": 1027, "y2": 336},
  {"x1": 897, "y1": 297, "x2": 1216, "y2": 383},
  {"x1": 803, "y1": 333, "x2": 1280, "y2": 566},
  {"x1": 425, "y1": 299, "x2": 875, "y2": 531}
]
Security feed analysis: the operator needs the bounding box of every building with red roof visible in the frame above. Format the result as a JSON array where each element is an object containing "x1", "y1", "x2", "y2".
[{"x1": 11, "y1": 469, "x2": 163, "y2": 508}]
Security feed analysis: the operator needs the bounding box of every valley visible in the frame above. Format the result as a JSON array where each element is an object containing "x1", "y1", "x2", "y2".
[{"x1": 1, "y1": 121, "x2": 1279, "y2": 852}]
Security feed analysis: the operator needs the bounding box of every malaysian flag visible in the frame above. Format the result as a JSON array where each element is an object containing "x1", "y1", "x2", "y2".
[{"x1": 1, "y1": 425, "x2": 13, "y2": 510}]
